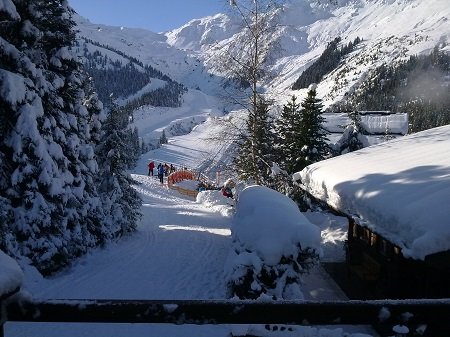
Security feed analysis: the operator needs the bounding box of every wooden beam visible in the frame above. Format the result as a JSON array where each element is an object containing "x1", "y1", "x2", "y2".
[{"x1": 3, "y1": 298, "x2": 450, "y2": 328}]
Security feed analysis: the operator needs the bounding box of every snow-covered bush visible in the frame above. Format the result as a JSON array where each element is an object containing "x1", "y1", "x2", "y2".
[
  {"x1": 332, "y1": 124, "x2": 369, "y2": 155},
  {"x1": 225, "y1": 185, "x2": 322, "y2": 300},
  {"x1": 196, "y1": 189, "x2": 234, "y2": 217}
]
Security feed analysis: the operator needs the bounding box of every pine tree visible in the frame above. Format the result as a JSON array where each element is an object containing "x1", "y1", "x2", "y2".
[
  {"x1": 0, "y1": 0, "x2": 74, "y2": 271},
  {"x1": 79, "y1": 75, "x2": 111, "y2": 244},
  {"x1": 275, "y1": 95, "x2": 303, "y2": 173},
  {"x1": 299, "y1": 88, "x2": 330, "y2": 166},
  {"x1": 131, "y1": 126, "x2": 142, "y2": 160},
  {"x1": 0, "y1": 0, "x2": 22, "y2": 254},
  {"x1": 0, "y1": 0, "x2": 107, "y2": 273},
  {"x1": 335, "y1": 110, "x2": 367, "y2": 155},
  {"x1": 234, "y1": 97, "x2": 276, "y2": 184},
  {"x1": 159, "y1": 129, "x2": 168, "y2": 145},
  {"x1": 296, "y1": 87, "x2": 330, "y2": 171},
  {"x1": 276, "y1": 90, "x2": 330, "y2": 174},
  {"x1": 96, "y1": 100, "x2": 141, "y2": 237}
]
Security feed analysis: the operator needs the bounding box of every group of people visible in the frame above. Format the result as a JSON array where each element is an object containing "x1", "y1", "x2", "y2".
[
  {"x1": 147, "y1": 161, "x2": 235, "y2": 199},
  {"x1": 148, "y1": 161, "x2": 177, "y2": 184}
]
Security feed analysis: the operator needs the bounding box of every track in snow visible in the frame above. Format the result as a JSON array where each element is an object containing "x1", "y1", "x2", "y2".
[{"x1": 27, "y1": 175, "x2": 232, "y2": 300}]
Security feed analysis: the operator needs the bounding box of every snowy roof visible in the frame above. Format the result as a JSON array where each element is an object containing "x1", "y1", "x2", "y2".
[
  {"x1": 295, "y1": 125, "x2": 450, "y2": 261},
  {"x1": 323, "y1": 113, "x2": 408, "y2": 135}
]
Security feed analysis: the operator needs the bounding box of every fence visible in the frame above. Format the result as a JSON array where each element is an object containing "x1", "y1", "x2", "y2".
[
  {"x1": 2, "y1": 295, "x2": 450, "y2": 336},
  {"x1": 167, "y1": 170, "x2": 199, "y2": 198}
]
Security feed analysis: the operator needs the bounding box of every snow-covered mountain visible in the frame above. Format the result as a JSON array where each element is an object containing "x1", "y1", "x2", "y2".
[
  {"x1": 74, "y1": 0, "x2": 449, "y2": 107},
  {"x1": 73, "y1": 14, "x2": 225, "y2": 97},
  {"x1": 72, "y1": 0, "x2": 449, "y2": 152},
  {"x1": 165, "y1": 0, "x2": 449, "y2": 107}
]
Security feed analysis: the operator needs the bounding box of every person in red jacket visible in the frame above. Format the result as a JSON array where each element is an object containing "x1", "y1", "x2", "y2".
[{"x1": 148, "y1": 161, "x2": 155, "y2": 176}]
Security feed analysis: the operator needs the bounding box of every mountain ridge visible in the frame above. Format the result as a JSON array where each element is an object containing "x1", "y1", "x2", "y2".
[{"x1": 73, "y1": 0, "x2": 449, "y2": 110}]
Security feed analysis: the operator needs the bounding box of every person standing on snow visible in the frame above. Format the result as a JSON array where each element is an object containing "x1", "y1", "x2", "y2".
[
  {"x1": 148, "y1": 161, "x2": 155, "y2": 176},
  {"x1": 164, "y1": 163, "x2": 170, "y2": 177},
  {"x1": 158, "y1": 163, "x2": 165, "y2": 184}
]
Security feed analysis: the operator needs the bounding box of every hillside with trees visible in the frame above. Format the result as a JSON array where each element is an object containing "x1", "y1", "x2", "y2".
[
  {"x1": 79, "y1": 38, "x2": 187, "y2": 109},
  {"x1": 292, "y1": 37, "x2": 362, "y2": 90},
  {"x1": 331, "y1": 47, "x2": 450, "y2": 133}
]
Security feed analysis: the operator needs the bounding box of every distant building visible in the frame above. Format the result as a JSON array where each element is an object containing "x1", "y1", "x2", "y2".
[
  {"x1": 294, "y1": 125, "x2": 450, "y2": 299},
  {"x1": 323, "y1": 111, "x2": 409, "y2": 136}
]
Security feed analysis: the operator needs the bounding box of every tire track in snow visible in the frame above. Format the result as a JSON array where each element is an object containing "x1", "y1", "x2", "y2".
[
  {"x1": 28, "y1": 174, "x2": 231, "y2": 300},
  {"x1": 46, "y1": 175, "x2": 227, "y2": 300},
  {"x1": 169, "y1": 228, "x2": 220, "y2": 298}
]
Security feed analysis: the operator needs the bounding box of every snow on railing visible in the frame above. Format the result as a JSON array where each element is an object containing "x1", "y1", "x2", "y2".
[
  {"x1": 167, "y1": 170, "x2": 198, "y2": 198},
  {"x1": 1, "y1": 296, "x2": 450, "y2": 335}
]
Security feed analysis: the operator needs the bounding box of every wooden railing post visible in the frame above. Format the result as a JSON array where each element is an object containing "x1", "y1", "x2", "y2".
[{"x1": 1, "y1": 289, "x2": 21, "y2": 337}]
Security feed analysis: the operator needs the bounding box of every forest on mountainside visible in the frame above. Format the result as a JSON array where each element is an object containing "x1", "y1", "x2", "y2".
[
  {"x1": 293, "y1": 34, "x2": 449, "y2": 133},
  {"x1": 332, "y1": 47, "x2": 450, "y2": 133},
  {"x1": 292, "y1": 37, "x2": 362, "y2": 90},
  {"x1": 79, "y1": 39, "x2": 186, "y2": 109}
]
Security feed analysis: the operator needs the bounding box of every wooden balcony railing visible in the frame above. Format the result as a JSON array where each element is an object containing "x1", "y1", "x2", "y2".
[{"x1": 2, "y1": 296, "x2": 450, "y2": 336}]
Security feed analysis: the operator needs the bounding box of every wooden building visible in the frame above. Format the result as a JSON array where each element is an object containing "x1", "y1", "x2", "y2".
[
  {"x1": 346, "y1": 219, "x2": 450, "y2": 298},
  {"x1": 295, "y1": 124, "x2": 450, "y2": 299}
]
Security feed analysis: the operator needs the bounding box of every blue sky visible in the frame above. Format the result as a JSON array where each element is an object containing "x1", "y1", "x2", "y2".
[{"x1": 68, "y1": 0, "x2": 227, "y2": 33}]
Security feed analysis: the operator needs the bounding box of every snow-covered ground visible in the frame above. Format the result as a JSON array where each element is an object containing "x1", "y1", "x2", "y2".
[
  {"x1": 6, "y1": 0, "x2": 448, "y2": 335},
  {"x1": 4, "y1": 128, "x2": 377, "y2": 336}
]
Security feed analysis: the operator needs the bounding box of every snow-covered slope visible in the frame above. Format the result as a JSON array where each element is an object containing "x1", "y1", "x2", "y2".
[
  {"x1": 283, "y1": 0, "x2": 450, "y2": 107},
  {"x1": 163, "y1": 0, "x2": 449, "y2": 107},
  {"x1": 75, "y1": 0, "x2": 449, "y2": 109},
  {"x1": 72, "y1": 0, "x2": 449, "y2": 167},
  {"x1": 166, "y1": 13, "x2": 241, "y2": 51},
  {"x1": 74, "y1": 14, "x2": 225, "y2": 96}
]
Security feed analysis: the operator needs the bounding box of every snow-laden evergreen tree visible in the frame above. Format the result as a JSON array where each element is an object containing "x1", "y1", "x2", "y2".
[
  {"x1": 0, "y1": 0, "x2": 107, "y2": 273},
  {"x1": 296, "y1": 86, "x2": 330, "y2": 171},
  {"x1": 130, "y1": 126, "x2": 142, "y2": 158},
  {"x1": 276, "y1": 91, "x2": 330, "y2": 174},
  {"x1": 159, "y1": 129, "x2": 168, "y2": 145},
  {"x1": 216, "y1": 0, "x2": 281, "y2": 185},
  {"x1": 96, "y1": 100, "x2": 141, "y2": 237},
  {"x1": 275, "y1": 95, "x2": 304, "y2": 174},
  {"x1": 78, "y1": 75, "x2": 112, "y2": 243},
  {"x1": 234, "y1": 97, "x2": 276, "y2": 185},
  {"x1": 82, "y1": 76, "x2": 105, "y2": 147}
]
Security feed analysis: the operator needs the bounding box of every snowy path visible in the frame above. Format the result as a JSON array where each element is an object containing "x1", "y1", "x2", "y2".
[
  {"x1": 25, "y1": 175, "x2": 231, "y2": 300},
  {"x1": 10, "y1": 173, "x2": 372, "y2": 337}
]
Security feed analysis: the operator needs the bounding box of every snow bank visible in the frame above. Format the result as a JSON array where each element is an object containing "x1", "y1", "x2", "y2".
[
  {"x1": 225, "y1": 185, "x2": 322, "y2": 300},
  {"x1": 232, "y1": 185, "x2": 322, "y2": 265},
  {"x1": 196, "y1": 189, "x2": 234, "y2": 217},
  {"x1": 0, "y1": 250, "x2": 23, "y2": 298},
  {"x1": 174, "y1": 179, "x2": 199, "y2": 190},
  {"x1": 297, "y1": 125, "x2": 450, "y2": 260}
]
